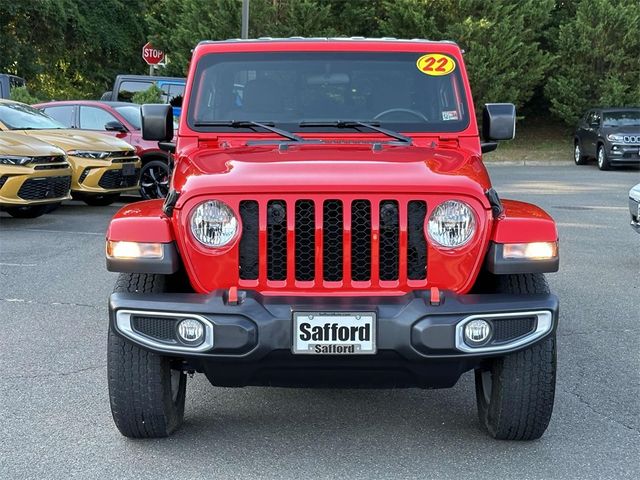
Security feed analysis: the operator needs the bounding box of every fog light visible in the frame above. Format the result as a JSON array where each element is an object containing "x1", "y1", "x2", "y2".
[
  {"x1": 106, "y1": 241, "x2": 163, "y2": 259},
  {"x1": 464, "y1": 319, "x2": 492, "y2": 346},
  {"x1": 177, "y1": 318, "x2": 204, "y2": 344},
  {"x1": 503, "y1": 241, "x2": 557, "y2": 260}
]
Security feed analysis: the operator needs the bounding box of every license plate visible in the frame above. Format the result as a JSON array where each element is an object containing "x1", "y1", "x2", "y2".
[
  {"x1": 293, "y1": 312, "x2": 376, "y2": 355},
  {"x1": 121, "y1": 163, "x2": 135, "y2": 176}
]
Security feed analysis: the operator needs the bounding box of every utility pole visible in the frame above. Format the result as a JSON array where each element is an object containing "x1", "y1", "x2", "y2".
[{"x1": 241, "y1": 0, "x2": 249, "y2": 39}]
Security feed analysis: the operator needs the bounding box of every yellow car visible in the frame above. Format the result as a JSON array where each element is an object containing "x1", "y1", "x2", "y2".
[
  {"x1": 0, "y1": 99, "x2": 141, "y2": 206},
  {"x1": 0, "y1": 132, "x2": 72, "y2": 218}
]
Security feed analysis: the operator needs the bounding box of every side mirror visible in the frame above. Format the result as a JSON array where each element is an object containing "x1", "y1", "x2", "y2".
[
  {"x1": 141, "y1": 104, "x2": 174, "y2": 142},
  {"x1": 104, "y1": 120, "x2": 127, "y2": 133},
  {"x1": 100, "y1": 91, "x2": 112, "y2": 101},
  {"x1": 482, "y1": 103, "x2": 516, "y2": 141}
]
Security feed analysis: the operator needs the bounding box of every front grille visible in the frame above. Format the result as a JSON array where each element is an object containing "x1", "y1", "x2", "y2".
[
  {"x1": 34, "y1": 163, "x2": 69, "y2": 171},
  {"x1": 30, "y1": 155, "x2": 66, "y2": 165},
  {"x1": 131, "y1": 315, "x2": 177, "y2": 342},
  {"x1": 17, "y1": 176, "x2": 71, "y2": 200},
  {"x1": 492, "y1": 317, "x2": 536, "y2": 343},
  {"x1": 237, "y1": 198, "x2": 429, "y2": 287},
  {"x1": 98, "y1": 168, "x2": 140, "y2": 189}
]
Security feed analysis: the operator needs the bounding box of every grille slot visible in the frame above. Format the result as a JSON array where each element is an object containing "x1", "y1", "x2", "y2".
[
  {"x1": 379, "y1": 200, "x2": 399, "y2": 281},
  {"x1": 295, "y1": 200, "x2": 315, "y2": 281},
  {"x1": 267, "y1": 200, "x2": 287, "y2": 280},
  {"x1": 239, "y1": 200, "x2": 259, "y2": 280},
  {"x1": 492, "y1": 317, "x2": 536, "y2": 343},
  {"x1": 351, "y1": 200, "x2": 372, "y2": 281},
  {"x1": 407, "y1": 200, "x2": 427, "y2": 280},
  {"x1": 0, "y1": 176, "x2": 7, "y2": 190},
  {"x1": 98, "y1": 168, "x2": 140, "y2": 189},
  {"x1": 131, "y1": 315, "x2": 177, "y2": 342},
  {"x1": 323, "y1": 200, "x2": 343, "y2": 281},
  {"x1": 17, "y1": 176, "x2": 71, "y2": 200}
]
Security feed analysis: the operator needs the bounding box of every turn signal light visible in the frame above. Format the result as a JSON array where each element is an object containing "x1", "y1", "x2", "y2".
[
  {"x1": 503, "y1": 241, "x2": 558, "y2": 260},
  {"x1": 106, "y1": 241, "x2": 163, "y2": 259}
]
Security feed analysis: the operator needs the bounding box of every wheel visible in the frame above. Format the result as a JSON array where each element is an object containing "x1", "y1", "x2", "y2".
[
  {"x1": 597, "y1": 144, "x2": 611, "y2": 170},
  {"x1": 108, "y1": 273, "x2": 187, "y2": 438},
  {"x1": 574, "y1": 142, "x2": 588, "y2": 165},
  {"x1": 82, "y1": 193, "x2": 120, "y2": 206},
  {"x1": 475, "y1": 273, "x2": 556, "y2": 440},
  {"x1": 4, "y1": 204, "x2": 49, "y2": 218},
  {"x1": 140, "y1": 159, "x2": 170, "y2": 200}
]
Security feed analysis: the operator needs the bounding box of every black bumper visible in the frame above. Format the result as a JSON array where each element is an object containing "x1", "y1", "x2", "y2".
[
  {"x1": 109, "y1": 290, "x2": 558, "y2": 388},
  {"x1": 608, "y1": 143, "x2": 640, "y2": 164}
]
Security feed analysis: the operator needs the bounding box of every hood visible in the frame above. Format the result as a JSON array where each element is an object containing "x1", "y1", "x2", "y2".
[
  {"x1": 602, "y1": 125, "x2": 640, "y2": 135},
  {"x1": 173, "y1": 143, "x2": 492, "y2": 209},
  {"x1": 16, "y1": 129, "x2": 134, "y2": 152},
  {"x1": 0, "y1": 131, "x2": 66, "y2": 157}
]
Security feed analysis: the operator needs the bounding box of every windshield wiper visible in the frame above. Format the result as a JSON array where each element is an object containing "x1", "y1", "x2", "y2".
[
  {"x1": 299, "y1": 120, "x2": 412, "y2": 144},
  {"x1": 193, "y1": 120, "x2": 302, "y2": 142}
]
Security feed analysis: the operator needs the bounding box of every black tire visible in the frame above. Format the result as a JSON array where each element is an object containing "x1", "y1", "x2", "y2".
[
  {"x1": 597, "y1": 144, "x2": 610, "y2": 170},
  {"x1": 108, "y1": 273, "x2": 187, "y2": 438},
  {"x1": 573, "y1": 141, "x2": 588, "y2": 165},
  {"x1": 4, "y1": 204, "x2": 49, "y2": 218},
  {"x1": 83, "y1": 193, "x2": 120, "y2": 206},
  {"x1": 140, "y1": 159, "x2": 170, "y2": 200},
  {"x1": 475, "y1": 273, "x2": 556, "y2": 440}
]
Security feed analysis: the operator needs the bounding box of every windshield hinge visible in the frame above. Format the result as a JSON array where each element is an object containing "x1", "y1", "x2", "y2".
[
  {"x1": 163, "y1": 189, "x2": 180, "y2": 217},
  {"x1": 485, "y1": 188, "x2": 504, "y2": 219}
]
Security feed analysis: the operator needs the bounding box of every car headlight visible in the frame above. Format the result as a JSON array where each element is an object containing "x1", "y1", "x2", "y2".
[
  {"x1": 607, "y1": 134, "x2": 624, "y2": 142},
  {"x1": 68, "y1": 150, "x2": 111, "y2": 159},
  {"x1": 190, "y1": 200, "x2": 238, "y2": 247},
  {"x1": 0, "y1": 155, "x2": 33, "y2": 166},
  {"x1": 428, "y1": 200, "x2": 476, "y2": 248}
]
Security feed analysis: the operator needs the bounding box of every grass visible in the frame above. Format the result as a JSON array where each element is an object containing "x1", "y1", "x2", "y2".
[{"x1": 486, "y1": 119, "x2": 573, "y2": 162}]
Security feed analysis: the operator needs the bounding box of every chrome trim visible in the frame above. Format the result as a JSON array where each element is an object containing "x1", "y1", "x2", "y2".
[
  {"x1": 115, "y1": 309, "x2": 214, "y2": 353},
  {"x1": 455, "y1": 310, "x2": 553, "y2": 353}
]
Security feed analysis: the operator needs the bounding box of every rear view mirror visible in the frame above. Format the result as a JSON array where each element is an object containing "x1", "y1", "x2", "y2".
[
  {"x1": 482, "y1": 103, "x2": 516, "y2": 141},
  {"x1": 141, "y1": 104, "x2": 174, "y2": 142}
]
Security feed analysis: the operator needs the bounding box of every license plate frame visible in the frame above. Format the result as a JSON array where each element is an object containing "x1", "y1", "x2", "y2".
[
  {"x1": 121, "y1": 163, "x2": 135, "y2": 176},
  {"x1": 292, "y1": 312, "x2": 376, "y2": 355}
]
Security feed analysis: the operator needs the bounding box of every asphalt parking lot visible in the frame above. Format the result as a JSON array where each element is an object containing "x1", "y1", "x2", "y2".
[{"x1": 0, "y1": 164, "x2": 638, "y2": 480}]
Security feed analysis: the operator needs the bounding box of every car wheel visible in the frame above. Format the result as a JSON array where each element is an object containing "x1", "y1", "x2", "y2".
[
  {"x1": 597, "y1": 144, "x2": 611, "y2": 170},
  {"x1": 108, "y1": 273, "x2": 187, "y2": 438},
  {"x1": 82, "y1": 193, "x2": 120, "y2": 206},
  {"x1": 4, "y1": 204, "x2": 49, "y2": 218},
  {"x1": 574, "y1": 142, "x2": 587, "y2": 165},
  {"x1": 140, "y1": 160, "x2": 170, "y2": 200},
  {"x1": 475, "y1": 273, "x2": 556, "y2": 440}
]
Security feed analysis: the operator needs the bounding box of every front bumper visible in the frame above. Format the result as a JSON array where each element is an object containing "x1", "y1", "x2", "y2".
[
  {"x1": 109, "y1": 290, "x2": 559, "y2": 388},
  {"x1": 0, "y1": 165, "x2": 72, "y2": 206},
  {"x1": 68, "y1": 156, "x2": 141, "y2": 194},
  {"x1": 608, "y1": 143, "x2": 640, "y2": 164}
]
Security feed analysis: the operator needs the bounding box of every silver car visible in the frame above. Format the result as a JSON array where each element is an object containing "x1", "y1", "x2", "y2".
[{"x1": 630, "y1": 183, "x2": 640, "y2": 232}]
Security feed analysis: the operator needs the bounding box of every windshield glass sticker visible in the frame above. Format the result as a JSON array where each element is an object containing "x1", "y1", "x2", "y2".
[
  {"x1": 416, "y1": 54, "x2": 456, "y2": 76},
  {"x1": 442, "y1": 110, "x2": 459, "y2": 121}
]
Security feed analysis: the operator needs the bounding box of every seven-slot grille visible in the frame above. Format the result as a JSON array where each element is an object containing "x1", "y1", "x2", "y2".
[{"x1": 238, "y1": 198, "x2": 428, "y2": 286}]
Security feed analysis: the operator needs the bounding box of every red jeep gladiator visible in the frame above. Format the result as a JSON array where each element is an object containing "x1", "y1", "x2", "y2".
[{"x1": 105, "y1": 38, "x2": 559, "y2": 440}]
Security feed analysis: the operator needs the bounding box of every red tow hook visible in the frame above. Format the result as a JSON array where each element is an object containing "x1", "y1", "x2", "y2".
[
  {"x1": 227, "y1": 286, "x2": 239, "y2": 305},
  {"x1": 430, "y1": 287, "x2": 442, "y2": 306}
]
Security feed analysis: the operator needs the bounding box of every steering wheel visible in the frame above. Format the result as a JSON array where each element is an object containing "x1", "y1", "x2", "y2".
[{"x1": 373, "y1": 108, "x2": 429, "y2": 122}]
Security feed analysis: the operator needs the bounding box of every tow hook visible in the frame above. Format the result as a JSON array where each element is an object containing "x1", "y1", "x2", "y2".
[
  {"x1": 430, "y1": 287, "x2": 442, "y2": 306},
  {"x1": 226, "y1": 286, "x2": 244, "y2": 306}
]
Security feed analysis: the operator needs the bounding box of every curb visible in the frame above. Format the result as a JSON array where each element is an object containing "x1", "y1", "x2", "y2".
[{"x1": 484, "y1": 160, "x2": 572, "y2": 167}]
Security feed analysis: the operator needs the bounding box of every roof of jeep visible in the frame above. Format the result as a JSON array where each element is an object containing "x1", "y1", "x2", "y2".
[{"x1": 198, "y1": 37, "x2": 459, "y2": 46}]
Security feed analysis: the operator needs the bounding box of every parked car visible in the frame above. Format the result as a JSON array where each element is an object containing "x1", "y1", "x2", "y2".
[
  {"x1": 574, "y1": 107, "x2": 640, "y2": 170},
  {"x1": 0, "y1": 131, "x2": 71, "y2": 217},
  {"x1": 0, "y1": 74, "x2": 26, "y2": 99},
  {"x1": 105, "y1": 38, "x2": 560, "y2": 441},
  {"x1": 630, "y1": 183, "x2": 640, "y2": 232},
  {"x1": 100, "y1": 74, "x2": 185, "y2": 117},
  {"x1": 0, "y1": 99, "x2": 141, "y2": 206},
  {"x1": 36, "y1": 100, "x2": 172, "y2": 199}
]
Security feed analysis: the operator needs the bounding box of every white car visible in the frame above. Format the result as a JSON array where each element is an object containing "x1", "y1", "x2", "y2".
[{"x1": 630, "y1": 183, "x2": 640, "y2": 232}]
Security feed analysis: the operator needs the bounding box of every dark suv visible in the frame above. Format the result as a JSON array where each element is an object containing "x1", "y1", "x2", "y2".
[{"x1": 574, "y1": 108, "x2": 640, "y2": 170}]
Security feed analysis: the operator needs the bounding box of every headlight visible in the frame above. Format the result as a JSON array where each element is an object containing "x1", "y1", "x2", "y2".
[
  {"x1": 68, "y1": 150, "x2": 111, "y2": 159},
  {"x1": 607, "y1": 134, "x2": 624, "y2": 142},
  {"x1": 0, "y1": 155, "x2": 33, "y2": 166},
  {"x1": 428, "y1": 200, "x2": 476, "y2": 248},
  {"x1": 190, "y1": 200, "x2": 238, "y2": 247}
]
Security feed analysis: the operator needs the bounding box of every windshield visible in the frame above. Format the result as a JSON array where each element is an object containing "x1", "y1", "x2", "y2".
[
  {"x1": 114, "y1": 105, "x2": 142, "y2": 129},
  {"x1": 602, "y1": 111, "x2": 640, "y2": 127},
  {"x1": 188, "y1": 52, "x2": 470, "y2": 134},
  {"x1": 0, "y1": 102, "x2": 65, "y2": 130}
]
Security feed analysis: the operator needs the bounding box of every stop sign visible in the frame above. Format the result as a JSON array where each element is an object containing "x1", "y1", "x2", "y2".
[{"x1": 142, "y1": 42, "x2": 165, "y2": 65}]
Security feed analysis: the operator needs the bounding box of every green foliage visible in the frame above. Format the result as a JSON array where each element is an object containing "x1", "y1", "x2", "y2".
[
  {"x1": 545, "y1": 0, "x2": 640, "y2": 124},
  {"x1": 131, "y1": 84, "x2": 163, "y2": 104},
  {"x1": 9, "y1": 86, "x2": 40, "y2": 104}
]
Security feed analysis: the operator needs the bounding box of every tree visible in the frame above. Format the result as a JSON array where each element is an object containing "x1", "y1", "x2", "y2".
[{"x1": 545, "y1": 0, "x2": 640, "y2": 124}]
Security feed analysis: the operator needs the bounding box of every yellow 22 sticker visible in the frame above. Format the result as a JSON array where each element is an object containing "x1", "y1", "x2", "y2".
[{"x1": 416, "y1": 54, "x2": 456, "y2": 76}]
